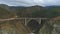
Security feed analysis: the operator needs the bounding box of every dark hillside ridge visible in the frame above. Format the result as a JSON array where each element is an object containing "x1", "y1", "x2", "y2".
[{"x1": 0, "y1": 4, "x2": 60, "y2": 18}]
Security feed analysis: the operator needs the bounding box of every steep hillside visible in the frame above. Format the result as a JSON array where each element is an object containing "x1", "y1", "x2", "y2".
[
  {"x1": 14, "y1": 6, "x2": 44, "y2": 18},
  {"x1": 0, "y1": 19, "x2": 31, "y2": 34},
  {"x1": 0, "y1": 6, "x2": 16, "y2": 19},
  {"x1": 10, "y1": 5, "x2": 60, "y2": 18},
  {"x1": 0, "y1": 4, "x2": 60, "y2": 18},
  {"x1": 44, "y1": 6, "x2": 60, "y2": 18}
]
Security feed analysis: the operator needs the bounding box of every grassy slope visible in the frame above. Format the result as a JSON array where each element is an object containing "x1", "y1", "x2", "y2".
[{"x1": 0, "y1": 7, "x2": 16, "y2": 19}]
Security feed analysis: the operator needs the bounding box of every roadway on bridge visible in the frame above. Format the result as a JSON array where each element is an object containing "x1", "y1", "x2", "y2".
[{"x1": 0, "y1": 18, "x2": 48, "y2": 21}]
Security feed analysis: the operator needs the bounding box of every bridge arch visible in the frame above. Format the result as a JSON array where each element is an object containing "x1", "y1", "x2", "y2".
[{"x1": 25, "y1": 18, "x2": 41, "y2": 26}]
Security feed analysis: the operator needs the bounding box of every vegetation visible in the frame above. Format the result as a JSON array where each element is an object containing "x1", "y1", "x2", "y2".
[
  {"x1": 13, "y1": 6, "x2": 60, "y2": 18},
  {"x1": 0, "y1": 4, "x2": 60, "y2": 18},
  {"x1": 0, "y1": 7, "x2": 16, "y2": 19},
  {"x1": 0, "y1": 4, "x2": 60, "y2": 34}
]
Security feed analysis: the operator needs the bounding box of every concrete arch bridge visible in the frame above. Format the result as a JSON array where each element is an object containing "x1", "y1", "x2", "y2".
[{"x1": 0, "y1": 18, "x2": 50, "y2": 34}]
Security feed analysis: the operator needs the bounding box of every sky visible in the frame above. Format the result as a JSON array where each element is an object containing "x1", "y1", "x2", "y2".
[{"x1": 0, "y1": 0, "x2": 60, "y2": 6}]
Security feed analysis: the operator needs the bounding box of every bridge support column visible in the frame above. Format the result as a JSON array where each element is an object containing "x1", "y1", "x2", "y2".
[
  {"x1": 39, "y1": 18, "x2": 41, "y2": 24},
  {"x1": 25, "y1": 18, "x2": 27, "y2": 26}
]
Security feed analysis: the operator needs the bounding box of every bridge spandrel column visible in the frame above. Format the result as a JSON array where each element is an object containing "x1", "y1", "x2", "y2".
[{"x1": 39, "y1": 18, "x2": 41, "y2": 24}]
